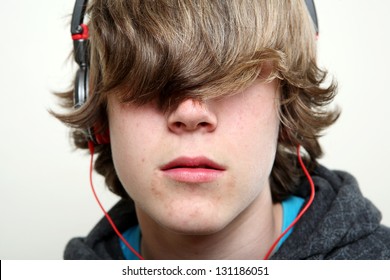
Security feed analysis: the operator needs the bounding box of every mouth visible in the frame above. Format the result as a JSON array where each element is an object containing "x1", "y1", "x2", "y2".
[
  {"x1": 161, "y1": 157, "x2": 225, "y2": 171},
  {"x1": 160, "y1": 156, "x2": 226, "y2": 183}
]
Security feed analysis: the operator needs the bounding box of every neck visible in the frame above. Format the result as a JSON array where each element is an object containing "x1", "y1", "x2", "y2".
[{"x1": 136, "y1": 188, "x2": 282, "y2": 260}]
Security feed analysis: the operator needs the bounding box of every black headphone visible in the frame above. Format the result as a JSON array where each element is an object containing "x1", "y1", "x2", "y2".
[{"x1": 70, "y1": 0, "x2": 319, "y2": 144}]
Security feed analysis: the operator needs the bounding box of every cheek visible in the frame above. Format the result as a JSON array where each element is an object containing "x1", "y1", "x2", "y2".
[
  {"x1": 110, "y1": 132, "x2": 149, "y2": 200},
  {"x1": 108, "y1": 103, "x2": 164, "y2": 199},
  {"x1": 224, "y1": 96, "x2": 280, "y2": 189},
  {"x1": 250, "y1": 107, "x2": 279, "y2": 174}
]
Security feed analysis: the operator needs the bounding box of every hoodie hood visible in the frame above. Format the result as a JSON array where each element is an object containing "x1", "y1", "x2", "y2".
[{"x1": 271, "y1": 165, "x2": 390, "y2": 259}]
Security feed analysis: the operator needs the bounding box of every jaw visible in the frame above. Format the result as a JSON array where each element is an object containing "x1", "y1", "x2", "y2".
[{"x1": 134, "y1": 181, "x2": 281, "y2": 259}]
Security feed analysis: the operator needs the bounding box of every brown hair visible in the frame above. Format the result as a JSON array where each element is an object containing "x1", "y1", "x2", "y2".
[{"x1": 54, "y1": 0, "x2": 339, "y2": 202}]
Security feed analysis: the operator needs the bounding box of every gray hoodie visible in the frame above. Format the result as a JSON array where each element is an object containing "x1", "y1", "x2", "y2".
[{"x1": 64, "y1": 165, "x2": 390, "y2": 259}]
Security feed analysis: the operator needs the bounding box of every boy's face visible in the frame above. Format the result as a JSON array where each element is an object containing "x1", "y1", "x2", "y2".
[{"x1": 108, "y1": 76, "x2": 280, "y2": 235}]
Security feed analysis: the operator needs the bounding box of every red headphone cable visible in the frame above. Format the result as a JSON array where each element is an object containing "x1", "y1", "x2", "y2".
[
  {"x1": 262, "y1": 145, "x2": 316, "y2": 260},
  {"x1": 88, "y1": 143, "x2": 314, "y2": 260},
  {"x1": 88, "y1": 141, "x2": 145, "y2": 260}
]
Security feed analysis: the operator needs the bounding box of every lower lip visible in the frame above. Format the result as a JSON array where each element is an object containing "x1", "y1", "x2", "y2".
[{"x1": 162, "y1": 168, "x2": 224, "y2": 183}]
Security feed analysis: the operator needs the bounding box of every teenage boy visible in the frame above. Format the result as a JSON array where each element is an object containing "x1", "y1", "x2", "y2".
[{"x1": 54, "y1": 0, "x2": 390, "y2": 259}]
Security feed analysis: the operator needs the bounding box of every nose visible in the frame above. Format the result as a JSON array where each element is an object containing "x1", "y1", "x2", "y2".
[{"x1": 167, "y1": 99, "x2": 217, "y2": 134}]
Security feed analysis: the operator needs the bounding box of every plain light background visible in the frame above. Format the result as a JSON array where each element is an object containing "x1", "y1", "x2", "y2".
[{"x1": 0, "y1": 0, "x2": 389, "y2": 259}]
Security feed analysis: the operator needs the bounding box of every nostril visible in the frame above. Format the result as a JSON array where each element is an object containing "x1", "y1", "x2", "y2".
[{"x1": 173, "y1": 122, "x2": 184, "y2": 129}]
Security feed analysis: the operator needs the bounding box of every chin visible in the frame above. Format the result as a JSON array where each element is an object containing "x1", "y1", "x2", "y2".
[
  {"x1": 138, "y1": 194, "x2": 237, "y2": 236},
  {"x1": 160, "y1": 212, "x2": 229, "y2": 236},
  {"x1": 168, "y1": 225, "x2": 225, "y2": 236}
]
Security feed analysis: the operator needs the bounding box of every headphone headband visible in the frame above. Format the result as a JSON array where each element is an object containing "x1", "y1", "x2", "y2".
[
  {"x1": 305, "y1": 0, "x2": 319, "y2": 35},
  {"x1": 71, "y1": 0, "x2": 318, "y2": 35},
  {"x1": 71, "y1": 0, "x2": 89, "y2": 36}
]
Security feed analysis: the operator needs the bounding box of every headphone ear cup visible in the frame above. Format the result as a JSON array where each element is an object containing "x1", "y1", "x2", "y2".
[
  {"x1": 74, "y1": 68, "x2": 88, "y2": 109},
  {"x1": 74, "y1": 64, "x2": 110, "y2": 144},
  {"x1": 74, "y1": 66, "x2": 97, "y2": 143}
]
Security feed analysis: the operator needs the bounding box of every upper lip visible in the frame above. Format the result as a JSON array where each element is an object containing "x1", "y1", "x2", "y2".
[{"x1": 160, "y1": 156, "x2": 226, "y2": 171}]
